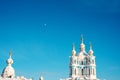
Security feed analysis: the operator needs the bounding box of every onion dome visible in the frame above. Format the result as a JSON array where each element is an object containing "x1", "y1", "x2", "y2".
[
  {"x1": 80, "y1": 35, "x2": 85, "y2": 52},
  {"x1": 72, "y1": 43, "x2": 76, "y2": 56},
  {"x1": 7, "y1": 51, "x2": 13, "y2": 65},
  {"x1": 89, "y1": 43, "x2": 94, "y2": 55}
]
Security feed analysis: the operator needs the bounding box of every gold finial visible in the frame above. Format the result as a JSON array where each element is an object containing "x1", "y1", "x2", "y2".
[
  {"x1": 89, "y1": 42, "x2": 93, "y2": 55},
  {"x1": 90, "y1": 42, "x2": 92, "y2": 50},
  {"x1": 72, "y1": 43, "x2": 75, "y2": 50},
  {"x1": 9, "y1": 50, "x2": 12, "y2": 57},
  {"x1": 81, "y1": 34, "x2": 84, "y2": 43}
]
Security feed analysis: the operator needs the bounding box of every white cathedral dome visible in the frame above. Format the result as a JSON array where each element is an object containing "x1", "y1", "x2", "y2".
[
  {"x1": 72, "y1": 49, "x2": 76, "y2": 56},
  {"x1": 80, "y1": 43, "x2": 85, "y2": 48},
  {"x1": 2, "y1": 65, "x2": 15, "y2": 78},
  {"x1": 0, "y1": 51, "x2": 33, "y2": 80},
  {"x1": 2, "y1": 52, "x2": 15, "y2": 78},
  {"x1": 89, "y1": 43, "x2": 94, "y2": 56},
  {"x1": 89, "y1": 49, "x2": 93, "y2": 55}
]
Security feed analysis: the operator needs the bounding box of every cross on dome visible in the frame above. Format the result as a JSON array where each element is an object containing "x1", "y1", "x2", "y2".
[
  {"x1": 81, "y1": 34, "x2": 84, "y2": 43},
  {"x1": 7, "y1": 50, "x2": 13, "y2": 65},
  {"x1": 80, "y1": 35, "x2": 85, "y2": 52},
  {"x1": 89, "y1": 42, "x2": 94, "y2": 55},
  {"x1": 9, "y1": 50, "x2": 12, "y2": 57},
  {"x1": 72, "y1": 43, "x2": 76, "y2": 56}
]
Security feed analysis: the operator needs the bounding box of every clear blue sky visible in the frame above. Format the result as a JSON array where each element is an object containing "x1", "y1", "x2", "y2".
[{"x1": 0, "y1": 0, "x2": 120, "y2": 80}]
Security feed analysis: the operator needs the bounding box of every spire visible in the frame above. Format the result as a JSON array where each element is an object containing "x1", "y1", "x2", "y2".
[
  {"x1": 89, "y1": 42, "x2": 93, "y2": 55},
  {"x1": 7, "y1": 50, "x2": 13, "y2": 65},
  {"x1": 72, "y1": 43, "x2": 76, "y2": 56},
  {"x1": 39, "y1": 75, "x2": 44, "y2": 80},
  {"x1": 90, "y1": 42, "x2": 92, "y2": 50},
  {"x1": 9, "y1": 50, "x2": 12, "y2": 58},
  {"x1": 81, "y1": 34, "x2": 84, "y2": 44},
  {"x1": 72, "y1": 43, "x2": 75, "y2": 50},
  {"x1": 80, "y1": 35, "x2": 85, "y2": 52}
]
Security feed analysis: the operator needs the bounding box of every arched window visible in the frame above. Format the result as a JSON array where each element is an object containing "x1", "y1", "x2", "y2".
[
  {"x1": 82, "y1": 69, "x2": 83, "y2": 75},
  {"x1": 70, "y1": 68, "x2": 72, "y2": 75},
  {"x1": 8, "y1": 76, "x2": 12, "y2": 78},
  {"x1": 81, "y1": 61, "x2": 83, "y2": 65}
]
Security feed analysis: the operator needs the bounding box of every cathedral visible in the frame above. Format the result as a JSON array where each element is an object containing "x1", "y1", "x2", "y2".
[
  {"x1": 0, "y1": 36, "x2": 98, "y2": 80},
  {"x1": 65, "y1": 36, "x2": 98, "y2": 80}
]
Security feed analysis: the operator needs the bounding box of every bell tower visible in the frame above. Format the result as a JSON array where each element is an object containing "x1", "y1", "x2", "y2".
[{"x1": 88, "y1": 43, "x2": 96, "y2": 79}]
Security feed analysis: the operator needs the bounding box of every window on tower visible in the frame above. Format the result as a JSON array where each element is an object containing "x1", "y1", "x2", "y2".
[
  {"x1": 85, "y1": 57, "x2": 87, "y2": 65},
  {"x1": 92, "y1": 60, "x2": 94, "y2": 64},
  {"x1": 82, "y1": 69, "x2": 83, "y2": 75},
  {"x1": 88, "y1": 60, "x2": 90, "y2": 64},
  {"x1": 81, "y1": 61, "x2": 83, "y2": 65}
]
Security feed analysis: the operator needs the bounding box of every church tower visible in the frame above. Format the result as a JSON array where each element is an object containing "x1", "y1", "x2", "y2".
[
  {"x1": 88, "y1": 43, "x2": 96, "y2": 79},
  {"x1": 69, "y1": 36, "x2": 97, "y2": 80},
  {"x1": 69, "y1": 43, "x2": 77, "y2": 78}
]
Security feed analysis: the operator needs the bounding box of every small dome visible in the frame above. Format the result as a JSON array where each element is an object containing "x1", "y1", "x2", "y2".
[
  {"x1": 80, "y1": 43, "x2": 85, "y2": 52},
  {"x1": 7, "y1": 57, "x2": 13, "y2": 65},
  {"x1": 89, "y1": 43, "x2": 94, "y2": 56},
  {"x1": 89, "y1": 49, "x2": 93, "y2": 55},
  {"x1": 80, "y1": 35, "x2": 85, "y2": 52},
  {"x1": 80, "y1": 43, "x2": 85, "y2": 48},
  {"x1": 72, "y1": 43, "x2": 76, "y2": 56},
  {"x1": 72, "y1": 49, "x2": 76, "y2": 56}
]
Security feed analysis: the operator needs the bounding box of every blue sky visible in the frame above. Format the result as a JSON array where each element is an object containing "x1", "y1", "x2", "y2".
[{"x1": 0, "y1": 0, "x2": 120, "y2": 80}]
